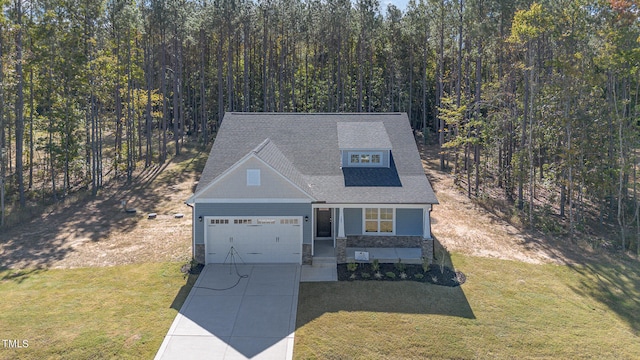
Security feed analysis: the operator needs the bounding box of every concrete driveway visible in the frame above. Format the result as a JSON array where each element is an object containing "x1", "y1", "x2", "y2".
[{"x1": 155, "y1": 264, "x2": 300, "y2": 360}]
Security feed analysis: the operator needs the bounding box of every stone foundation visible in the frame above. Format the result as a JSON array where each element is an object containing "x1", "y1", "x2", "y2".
[
  {"x1": 421, "y1": 238, "x2": 434, "y2": 262},
  {"x1": 302, "y1": 244, "x2": 312, "y2": 265},
  {"x1": 194, "y1": 244, "x2": 205, "y2": 264},
  {"x1": 336, "y1": 237, "x2": 347, "y2": 264},
  {"x1": 346, "y1": 235, "x2": 422, "y2": 248}
]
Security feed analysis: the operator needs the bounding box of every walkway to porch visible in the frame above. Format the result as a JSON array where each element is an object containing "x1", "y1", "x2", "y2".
[{"x1": 301, "y1": 240, "x2": 337, "y2": 282}]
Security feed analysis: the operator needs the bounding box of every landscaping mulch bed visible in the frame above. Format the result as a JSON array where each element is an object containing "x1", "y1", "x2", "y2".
[{"x1": 337, "y1": 263, "x2": 466, "y2": 287}]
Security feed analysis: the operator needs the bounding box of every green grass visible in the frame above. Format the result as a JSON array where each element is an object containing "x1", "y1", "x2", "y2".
[
  {"x1": 0, "y1": 262, "x2": 195, "y2": 360},
  {"x1": 295, "y1": 254, "x2": 640, "y2": 359}
]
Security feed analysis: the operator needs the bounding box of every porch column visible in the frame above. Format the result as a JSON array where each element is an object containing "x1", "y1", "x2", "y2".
[
  {"x1": 423, "y1": 205, "x2": 432, "y2": 239},
  {"x1": 338, "y1": 207, "x2": 345, "y2": 238},
  {"x1": 336, "y1": 207, "x2": 347, "y2": 263}
]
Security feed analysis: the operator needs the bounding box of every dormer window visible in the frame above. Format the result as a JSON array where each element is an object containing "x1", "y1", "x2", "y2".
[
  {"x1": 348, "y1": 151, "x2": 383, "y2": 166},
  {"x1": 338, "y1": 121, "x2": 392, "y2": 169}
]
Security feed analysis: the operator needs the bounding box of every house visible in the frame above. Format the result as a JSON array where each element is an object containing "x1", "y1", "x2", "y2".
[{"x1": 186, "y1": 113, "x2": 438, "y2": 265}]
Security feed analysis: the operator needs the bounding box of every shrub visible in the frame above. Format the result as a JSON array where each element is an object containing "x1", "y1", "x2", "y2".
[
  {"x1": 361, "y1": 272, "x2": 371, "y2": 279},
  {"x1": 371, "y1": 258, "x2": 380, "y2": 272},
  {"x1": 385, "y1": 272, "x2": 396, "y2": 279},
  {"x1": 349, "y1": 273, "x2": 357, "y2": 280},
  {"x1": 394, "y1": 258, "x2": 406, "y2": 273},
  {"x1": 400, "y1": 272, "x2": 407, "y2": 280},
  {"x1": 347, "y1": 261, "x2": 358, "y2": 272},
  {"x1": 374, "y1": 271, "x2": 383, "y2": 279},
  {"x1": 422, "y1": 257, "x2": 431, "y2": 273},
  {"x1": 414, "y1": 273, "x2": 424, "y2": 280}
]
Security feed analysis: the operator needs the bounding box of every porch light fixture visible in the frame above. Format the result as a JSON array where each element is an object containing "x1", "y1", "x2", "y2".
[
  {"x1": 198, "y1": 216, "x2": 203, "y2": 222},
  {"x1": 304, "y1": 216, "x2": 309, "y2": 222}
]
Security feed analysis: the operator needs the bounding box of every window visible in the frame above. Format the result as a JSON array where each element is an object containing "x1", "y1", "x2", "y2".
[
  {"x1": 365, "y1": 208, "x2": 378, "y2": 232},
  {"x1": 280, "y1": 218, "x2": 299, "y2": 225},
  {"x1": 347, "y1": 151, "x2": 384, "y2": 166},
  {"x1": 247, "y1": 169, "x2": 260, "y2": 186},
  {"x1": 234, "y1": 219, "x2": 252, "y2": 224},
  {"x1": 210, "y1": 219, "x2": 229, "y2": 224},
  {"x1": 257, "y1": 219, "x2": 276, "y2": 224},
  {"x1": 364, "y1": 208, "x2": 393, "y2": 233}
]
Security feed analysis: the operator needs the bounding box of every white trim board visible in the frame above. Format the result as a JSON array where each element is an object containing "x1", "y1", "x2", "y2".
[
  {"x1": 193, "y1": 198, "x2": 312, "y2": 204},
  {"x1": 312, "y1": 203, "x2": 432, "y2": 210}
]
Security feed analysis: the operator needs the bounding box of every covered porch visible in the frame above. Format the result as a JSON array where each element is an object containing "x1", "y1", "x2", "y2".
[{"x1": 310, "y1": 204, "x2": 434, "y2": 264}]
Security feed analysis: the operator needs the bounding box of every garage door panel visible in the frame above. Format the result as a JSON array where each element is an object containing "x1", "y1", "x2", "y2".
[{"x1": 205, "y1": 216, "x2": 302, "y2": 264}]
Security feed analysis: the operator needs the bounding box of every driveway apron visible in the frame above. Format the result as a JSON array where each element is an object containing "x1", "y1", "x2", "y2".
[{"x1": 155, "y1": 264, "x2": 300, "y2": 360}]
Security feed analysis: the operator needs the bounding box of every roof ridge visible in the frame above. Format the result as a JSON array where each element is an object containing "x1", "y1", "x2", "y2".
[{"x1": 251, "y1": 138, "x2": 271, "y2": 153}]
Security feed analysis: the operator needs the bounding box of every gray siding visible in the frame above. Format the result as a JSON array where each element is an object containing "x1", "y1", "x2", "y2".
[
  {"x1": 396, "y1": 208, "x2": 423, "y2": 236},
  {"x1": 194, "y1": 203, "x2": 312, "y2": 245},
  {"x1": 344, "y1": 208, "x2": 363, "y2": 235}
]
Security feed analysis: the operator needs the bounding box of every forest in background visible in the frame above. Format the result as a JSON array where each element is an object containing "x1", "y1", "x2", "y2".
[{"x1": 0, "y1": 0, "x2": 638, "y2": 255}]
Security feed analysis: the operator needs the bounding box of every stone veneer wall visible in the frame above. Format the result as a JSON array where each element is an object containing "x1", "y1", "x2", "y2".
[
  {"x1": 346, "y1": 235, "x2": 422, "y2": 248},
  {"x1": 302, "y1": 244, "x2": 312, "y2": 265},
  {"x1": 337, "y1": 236, "x2": 433, "y2": 264},
  {"x1": 421, "y1": 239, "x2": 434, "y2": 262},
  {"x1": 194, "y1": 244, "x2": 205, "y2": 264},
  {"x1": 336, "y1": 238, "x2": 347, "y2": 264}
]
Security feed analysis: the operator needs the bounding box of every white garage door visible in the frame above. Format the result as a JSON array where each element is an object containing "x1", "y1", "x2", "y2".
[{"x1": 205, "y1": 216, "x2": 302, "y2": 264}]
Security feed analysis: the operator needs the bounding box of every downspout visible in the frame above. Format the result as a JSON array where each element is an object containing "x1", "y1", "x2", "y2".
[{"x1": 185, "y1": 202, "x2": 195, "y2": 260}]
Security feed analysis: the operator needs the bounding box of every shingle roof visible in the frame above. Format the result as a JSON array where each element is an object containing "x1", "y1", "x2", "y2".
[
  {"x1": 342, "y1": 154, "x2": 402, "y2": 187},
  {"x1": 195, "y1": 113, "x2": 438, "y2": 204},
  {"x1": 337, "y1": 122, "x2": 392, "y2": 149}
]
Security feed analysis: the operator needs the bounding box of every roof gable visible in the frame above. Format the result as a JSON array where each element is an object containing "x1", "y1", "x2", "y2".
[{"x1": 188, "y1": 140, "x2": 314, "y2": 203}]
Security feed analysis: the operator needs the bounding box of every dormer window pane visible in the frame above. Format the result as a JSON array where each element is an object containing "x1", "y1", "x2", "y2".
[{"x1": 345, "y1": 150, "x2": 386, "y2": 167}]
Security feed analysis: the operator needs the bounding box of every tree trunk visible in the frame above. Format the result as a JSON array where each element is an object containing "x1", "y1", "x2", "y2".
[
  {"x1": 437, "y1": 0, "x2": 445, "y2": 170},
  {"x1": 0, "y1": 24, "x2": 5, "y2": 226},
  {"x1": 160, "y1": 31, "x2": 168, "y2": 163},
  {"x1": 15, "y1": 0, "x2": 25, "y2": 207}
]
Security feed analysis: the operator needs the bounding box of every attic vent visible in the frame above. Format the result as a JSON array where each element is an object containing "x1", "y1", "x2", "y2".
[{"x1": 247, "y1": 169, "x2": 261, "y2": 186}]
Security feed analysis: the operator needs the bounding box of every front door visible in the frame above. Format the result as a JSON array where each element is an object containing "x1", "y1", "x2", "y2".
[{"x1": 316, "y1": 208, "x2": 332, "y2": 238}]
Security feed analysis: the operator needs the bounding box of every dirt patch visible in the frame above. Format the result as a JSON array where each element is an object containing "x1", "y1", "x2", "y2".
[
  {"x1": 0, "y1": 146, "x2": 207, "y2": 270},
  {"x1": 419, "y1": 142, "x2": 593, "y2": 265}
]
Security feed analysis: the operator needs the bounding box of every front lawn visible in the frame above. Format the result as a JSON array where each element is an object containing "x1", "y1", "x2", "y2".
[
  {"x1": 0, "y1": 262, "x2": 194, "y2": 360},
  {"x1": 295, "y1": 254, "x2": 640, "y2": 359}
]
